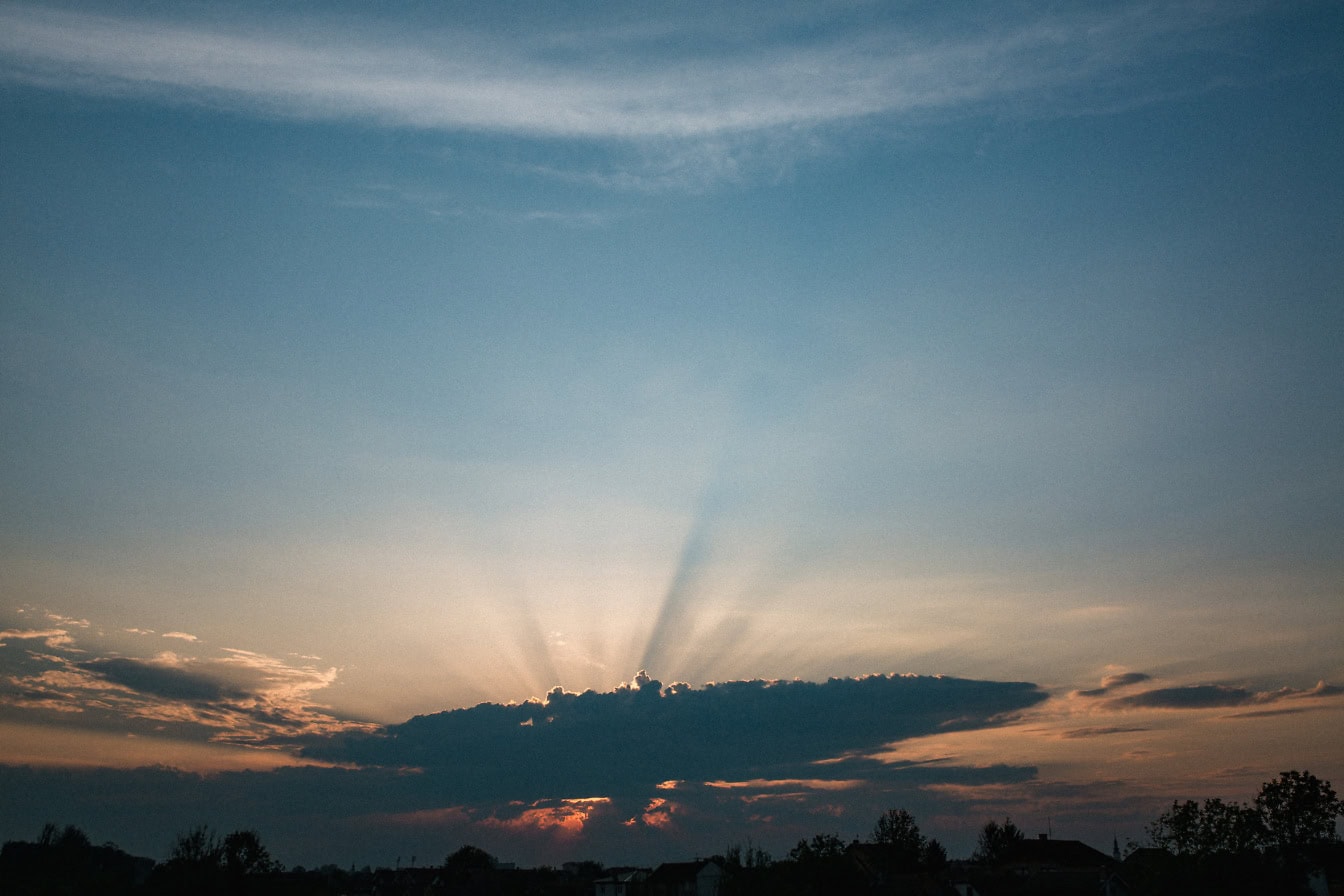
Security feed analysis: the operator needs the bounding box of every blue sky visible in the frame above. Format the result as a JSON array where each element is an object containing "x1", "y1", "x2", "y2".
[{"x1": 1, "y1": 0, "x2": 1342, "y2": 868}]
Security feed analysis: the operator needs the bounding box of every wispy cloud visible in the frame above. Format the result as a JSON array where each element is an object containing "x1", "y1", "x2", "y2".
[
  {"x1": 1058, "y1": 725, "x2": 1151, "y2": 739},
  {"x1": 0, "y1": 2, "x2": 1263, "y2": 146},
  {"x1": 44, "y1": 614, "x2": 90, "y2": 628},
  {"x1": 0, "y1": 612, "x2": 373, "y2": 747},
  {"x1": 1083, "y1": 679, "x2": 1344, "y2": 712},
  {"x1": 0, "y1": 628, "x2": 73, "y2": 649}
]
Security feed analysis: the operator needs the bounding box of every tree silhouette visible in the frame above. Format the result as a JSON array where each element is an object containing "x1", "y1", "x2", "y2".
[
  {"x1": 922, "y1": 837, "x2": 948, "y2": 870},
  {"x1": 149, "y1": 825, "x2": 281, "y2": 894},
  {"x1": 149, "y1": 826, "x2": 224, "y2": 894},
  {"x1": 444, "y1": 843, "x2": 495, "y2": 871},
  {"x1": 1148, "y1": 799, "x2": 1209, "y2": 856},
  {"x1": 1148, "y1": 797, "x2": 1267, "y2": 856},
  {"x1": 1255, "y1": 770, "x2": 1343, "y2": 851},
  {"x1": 170, "y1": 825, "x2": 222, "y2": 866},
  {"x1": 871, "y1": 808, "x2": 926, "y2": 872},
  {"x1": 974, "y1": 816, "x2": 1025, "y2": 864},
  {"x1": 0, "y1": 823, "x2": 142, "y2": 895},
  {"x1": 223, "y1": 829, "x2": 280, "y2": 878},
  {"x1": 787, "y1": 832, "x2": 846, "y2": 863},
  {"x1": 787, "y1": 833, "x2": 857, "y2": 895},
  {"x1": 1198, "y1": 797, "x2": 1265, "y2": 854},
  {"x1": 442, "y1": 843, "x2": 497, "y2": 889},
  {"x1": 721, "y1": 840, "x2": 776, "y2": 896},
  {"x1": 1138, "y1": 770, "x2": 1344, "y2": 895}
]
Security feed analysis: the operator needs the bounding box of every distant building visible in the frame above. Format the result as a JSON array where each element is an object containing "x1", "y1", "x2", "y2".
[
  {"x1": 594, "y1": 867, "x2": 649, "y2": 896},
  {"x1": 997, "y1": 835, "x2": 1118, "y2": 895},
  {"x1": 645, "y1": 859, "x2": 723, "y2": 896}
]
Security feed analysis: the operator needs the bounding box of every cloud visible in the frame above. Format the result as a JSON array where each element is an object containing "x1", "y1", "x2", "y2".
[
  {"x1": 1109, "y1": 684, "x2": 1253, "y2": 710},
  {"x1": 1223, "y1": 707, "x2": 1309, "y2": 719},
  {"x1": 14, "y1": 621, "x2": 1033, "y2": 805},
  {"x1": 478, "y1": 797, "x2": 613, "y2": 837},
  {"x1": 0, "y1": 2, "x2": 1292, "y2": 193},
  {"x1": 704, "y1": 777, "x2": 864, "y2": 792},
  {"x1": 1101, "y1": 672, "x2": 1152, "y2": 690},
  {"x1": 1059, "y1": 726, "x2": 1151, "y2": 739},
  {"x1": 43, "y1": 614, "x2": 89, "y2": 628},
  {"x1": 1073, "y1": 671, "x2": 1151, "y2": 698},
  {"x1": 78, "y1": 657, "x2": 241, "y2": 703},
  {"x1": 0, "y1": 617, "x2": 373, "y2": 747},
  {"x1": 304, "y1": 672, "x2": 1047, "y2": 802},
  {"x1": 214, "y1": 648, "x2": 340, "y2": 703},
  {"x1": 0, "y1": 668, "x2": 1049, "y2": 865},
  {"x1": 0, "y1": 2, "x2": 1267, "y2": 147},
  {"x1": 922, "y1": 775, "x2": 1167, "y2": 833},
  {"x1": 1099, "y1": 681, "x2": 1342, "y2": 711},
  {"x1": 162, "y1": 631, "x2": 199, "y2": 642},
  {"x1": 0, "y1": 628, "x2": 73, "y2": 649}
]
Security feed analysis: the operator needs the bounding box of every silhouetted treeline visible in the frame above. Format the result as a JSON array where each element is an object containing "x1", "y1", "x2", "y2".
[
  {"x1": 3, "y1": 770, "x2": 1341, "y2": 895},
  {"x1": 1121, "y1": 769, "x2": 1344, "y2": 896},
  {"x1": 0, "y1": 823, "x2": 151, "y2": 895}
]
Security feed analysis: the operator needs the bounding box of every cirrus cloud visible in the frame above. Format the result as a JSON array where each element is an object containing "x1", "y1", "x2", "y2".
[{"x1": 0, "y1": 2, "x2": 1270, "y2": 146}]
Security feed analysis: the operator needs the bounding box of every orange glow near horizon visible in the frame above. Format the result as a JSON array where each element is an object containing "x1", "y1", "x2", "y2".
[
  {"x1": 0, "y1": 721, "x2": 316, "y2": 773},
  {"x1": 481, "y1": 797, "x2": 612, "y2": 836}
]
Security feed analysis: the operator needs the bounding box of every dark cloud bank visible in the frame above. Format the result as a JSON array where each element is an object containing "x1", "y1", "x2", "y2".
[
  {"x1": 78, "y1": 657, "x2": 247, "y2": 703},
  {"x1": 1077, "y1": 679, "x2": 1343, "y2": 711},
  {"x1": 1, "y1": 673, "x2": 1046, "y2": 867},
  {"x1": 304, "y1": 672, "x2": 1046, "y2": 794}
]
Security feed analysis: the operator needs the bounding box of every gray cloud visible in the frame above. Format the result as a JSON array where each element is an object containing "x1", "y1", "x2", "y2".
[
  {"x1": 1059, "y1": 726, "x2": 1150, "y2": 739},
  {"x1": 1224, "y1": 707, "x2": 1309, "y2": 719},
  {"x1": 1101, "y1": 672, "x2": 1152, "y2": 689},
  {"x1": 0, "y1": 630, "x2": 371, "y2": 745},
  {"x1": 1104, "y1": 681, "x2": 1342, "y2": 711},
  {"x1": 304, "y1": 673, "x2": 1047, "y2": 803},
  {"x1": 78, "y1": 657, "x2": 244, "y2": 703},
  {"x1": 1110, "y1": 684, "x2": 1259, "y2": 709},
  {"x1": 1074, "y1": 671, "x2": 1152, "y2": 698}
]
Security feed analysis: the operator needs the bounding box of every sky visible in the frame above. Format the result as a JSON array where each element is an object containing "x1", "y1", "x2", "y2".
[{"x1": 1, "y1": 0, "x2": 1342, "y2": 870}]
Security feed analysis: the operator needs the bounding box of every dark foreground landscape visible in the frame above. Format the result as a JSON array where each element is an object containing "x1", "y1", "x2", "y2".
[{"x1": 3, "y1": 770, "x2": 1341, "y2": 895}]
